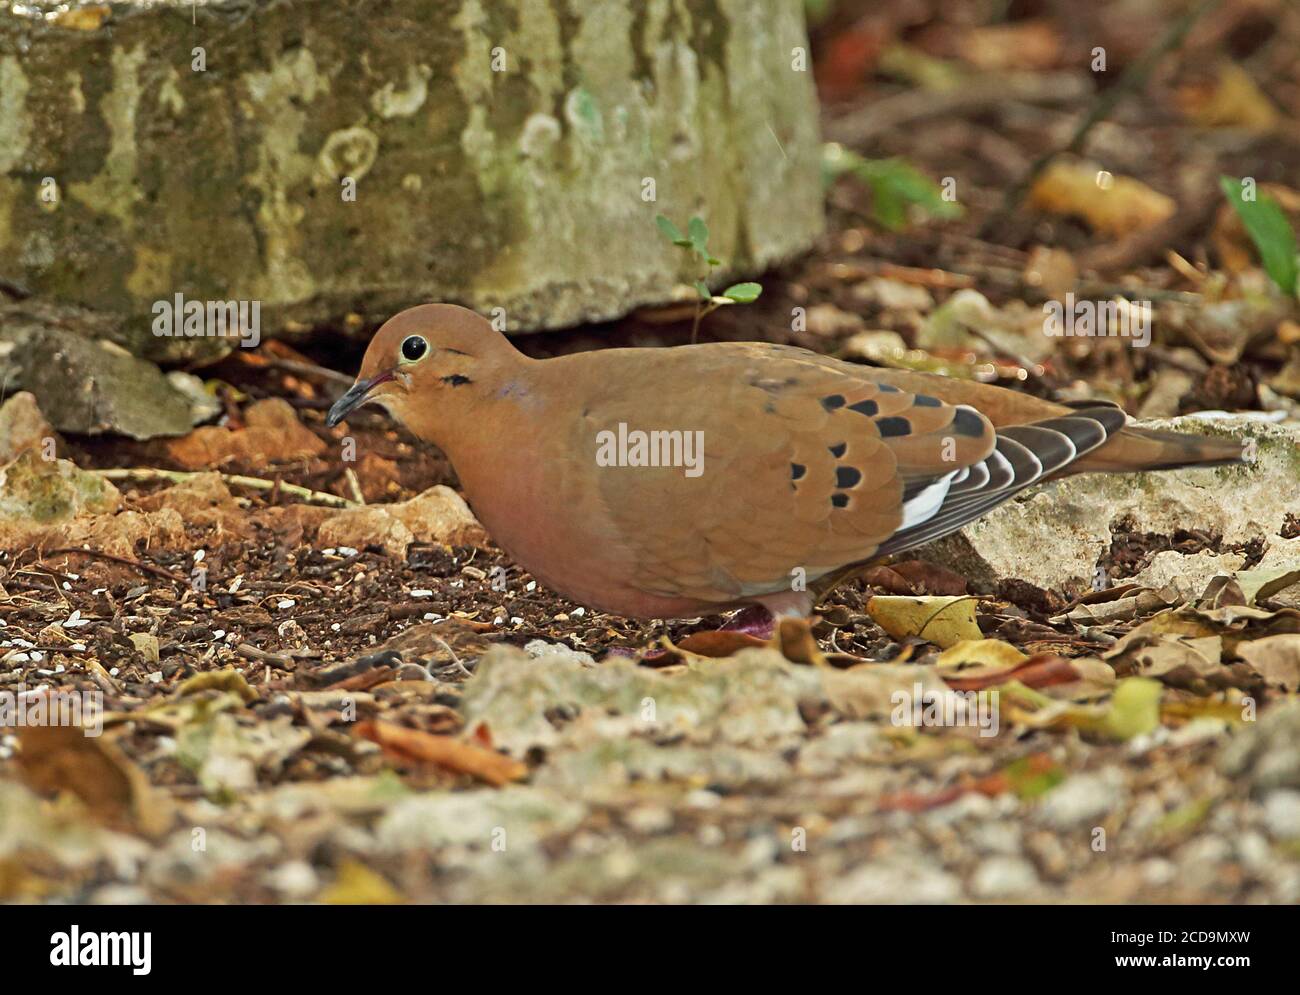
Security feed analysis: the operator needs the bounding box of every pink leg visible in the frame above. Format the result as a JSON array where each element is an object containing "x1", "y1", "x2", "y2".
[
  {"x1": 720, "y1": 604, "x2": 777, "y2": 639},
  {"x1": 754, "y1": 589, "x2": 814, "y2": 619}
]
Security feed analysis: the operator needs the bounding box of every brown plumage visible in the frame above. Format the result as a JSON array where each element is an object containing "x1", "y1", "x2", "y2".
[{"x1": 327, "y1": 304, "x2": 1245, "y2": 619}]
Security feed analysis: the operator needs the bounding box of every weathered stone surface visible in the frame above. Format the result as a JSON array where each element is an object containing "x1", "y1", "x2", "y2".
[
  {"x1": 0, "y1": 305, "x2": 203, "y2": 437},
  {"x1": 0, "y1": 0, "x2": 824, "y2": 360},
  {"x1": 925, "y1": 416, "x2": 1300, "y2": 592},
  {"x1": 460, "y1": 645, "x2": 822, "y2": 753},
  {"x1": 314, "y1": 484, "x2": 487, "y2": 556},
  {"x1": 0, "y1": 447, "x2": 121, "y2": 523},
  {"x1": 0, "y1": 390, "x2": 57, "y2": 462},
  {"x1": 388, "y1": 484, "x2": 489, "y2": 548},
  {"x1": 1130, "y1": 549, "x2": 1246, "y2": 599},
  {"x1": 1218, "y1": 700, "x2": 1300, "y2": 794}
]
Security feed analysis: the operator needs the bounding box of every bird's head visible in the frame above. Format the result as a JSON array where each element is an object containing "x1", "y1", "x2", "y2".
[{"x1": 326, "y1": 304, "x2": 520, "y2": 435}]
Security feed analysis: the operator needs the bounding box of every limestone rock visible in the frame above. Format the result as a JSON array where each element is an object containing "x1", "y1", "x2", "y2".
[
  {"x1": 389, "y1": 485, "x2": 489, "y2": 548},
  {"x1": 925, "y1": 416, "x2": 1300, "y2": 592},
  {"x1": 0, "y1": 314, "x2": 200, "y2": 438},
  {"x1": 0, "y1": 391, "x2": 58, "y2": 462},
  {"x1": 1, "y1": 0, "x2": 824, "y2": 359},
  {"x1": 1130, "y1": 550, "x2": 1246, "y2": 599},
  {"x1": 0, "y1": 448, "x2": 120, "y2": 523},
  {"x1": 316, "y1": 506, "x2": 416, "y2": 559},
  {"x1": 1218, "y1": 700, "x2": 1300, "y2": 794}
]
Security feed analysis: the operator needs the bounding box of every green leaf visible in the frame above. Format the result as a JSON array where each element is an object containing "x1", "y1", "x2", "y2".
[
  {"x1": 822, "y1": 144, "x2": 963, "y2": 232},
  {"x1": 1220, "y1": 175, "x2": 1299, "y2": 296},
  {"x1": 694, "y1": 280, "x2": 711, "y2": 300},
  {"x1": 721, "y1": 282, "x2": 762, "y2": 304},
  {"x1": 707, "y1": 256, "x2": 722, "y2": 267},
  {"x1": 687, "y1": 216, "x2": 710, "y2": 256},
  {"x1": 655, "y1": 214, "x2": 684, "y2": 244}
]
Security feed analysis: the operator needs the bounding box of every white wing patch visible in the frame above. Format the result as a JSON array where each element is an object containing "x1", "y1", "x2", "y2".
[{"x1": 899, "y1": 470, "x2": 958, "y2": 529}]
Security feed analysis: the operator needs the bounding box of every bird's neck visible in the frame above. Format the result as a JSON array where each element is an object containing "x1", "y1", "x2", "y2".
[
  {"x1": 408, "y1": 354, "x2": 550, "y2": 476},
  {"x1": 428, "y1": 358, "x2": 561, "y2": 557}
]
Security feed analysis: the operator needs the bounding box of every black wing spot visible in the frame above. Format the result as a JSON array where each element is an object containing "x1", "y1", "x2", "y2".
[
  {"x1": 877, "y1": 383, "x2": 900, "y2": 393},
  {"x1": 821, "y1": 394, "x2": 846, "y2": 411},
  {"x1": 442, "y1": 374, "x2": 472, "y2": 386},
  {"x1": 828, "y1": 442, "x2": 847, "y2": 458},
  {"x1": 831, "y1": 493, "x2": 849, "y2": 509},
  {"x1": 848, "y1": 399, "x2": 878, "y2": 416},
  {"x1": 835, "y1": 466, "x2": 862, "y2": 488},
  {"x1": 790, "y1": 462, "x2": 807, "y2": 481},
  {"x1": 952, "y1": 408, "x2": 986, "y2": 438},
  {"x1": 913, "y1": 394, "x2": 941, "y2": 407},
  {"x1": 876, "y1": 416, "x2": 911, "y2": 438}
]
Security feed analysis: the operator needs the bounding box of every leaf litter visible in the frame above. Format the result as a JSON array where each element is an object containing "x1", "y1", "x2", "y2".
[{"x1": 3, "y1": 0, "x2": 1300, "y2": 904}]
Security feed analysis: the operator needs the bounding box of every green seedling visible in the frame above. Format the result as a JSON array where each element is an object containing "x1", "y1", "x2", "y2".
[{"x1": 656, "y1": 214, "x2": 762, "y2": 343}]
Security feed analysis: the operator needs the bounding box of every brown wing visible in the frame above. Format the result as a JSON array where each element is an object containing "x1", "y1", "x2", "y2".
[{"x1": 571, "y1": 344, "x2": 999, "y2": 605}]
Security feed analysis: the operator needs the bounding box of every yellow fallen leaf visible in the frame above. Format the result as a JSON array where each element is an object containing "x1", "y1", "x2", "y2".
[
  {"x1": 1030, "y1": 160, "x2": 1175, "y2": 237},
  {"x1": 935, "y1": 639, "x2": 1027, "y2": 674},
  {"x1": 1003, "y1": 677, "x2": 1162, "y2": 741},
  {"x1": 1177, "y1": 63, "x2": 1280, "y2": 133},
  {"x1": 1092, "y1": 678, "x2": 1164, "y2": 740},
  {"x1": 867, "y1": 595, "x2": 982, "y2": 648},
  {"x1": 319, "y1": 859, "x2": 403, "y2": 905},
  {"x1": 1234, "y1": 568, "x2": 1300, "y2": 607},
  {"x1": 52, "y1": 4, "x2": 110, "y2": 31},
  {"x1": 175, "y1": 667, "x2": 259, "y2": 704}
]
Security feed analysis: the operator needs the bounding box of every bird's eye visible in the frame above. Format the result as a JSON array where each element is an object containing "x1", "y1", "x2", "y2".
[{"x1": 401, "y1": 335, "x2": 428, "y2": 362}]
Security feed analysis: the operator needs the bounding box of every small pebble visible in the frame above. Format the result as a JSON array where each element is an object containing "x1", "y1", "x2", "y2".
[{"x1": 1264, "y1": 790, "x2": 1300, "y2": 839}]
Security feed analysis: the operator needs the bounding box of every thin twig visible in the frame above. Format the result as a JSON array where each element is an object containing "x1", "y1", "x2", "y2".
[
  {"x1": 261, "y1": 356, "x2": 355, "y2": 387},
  {"x1": 235, "y1": 642, "x2": 297, "y2": 669},
  {"x1": 428, "y1": 633, "x2": 473, "y2": 678},
  {"x1": 43, "y1": 547, "x2": 187, "y2": 585},
  {"x1": 92, "y1": 467, "x2": 357, "y2": 508},
  {"x1": 983, "y1": 0, "x2": 1221, "y2": 235},
  {"x1": 824, "y1": 72, "x2": 1091, "y2": 146},
  {"x1": 343, "y1": 467, "x2": 365, "y2": 505}
]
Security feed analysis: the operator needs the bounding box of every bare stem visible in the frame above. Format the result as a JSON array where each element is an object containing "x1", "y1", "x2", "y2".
[{"x1": 93, "y1": 467, "x2": 358, "y2": 508}]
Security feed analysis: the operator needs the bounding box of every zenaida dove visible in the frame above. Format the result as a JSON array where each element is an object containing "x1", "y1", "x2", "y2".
[{"x1": 327, "y1": 304, "x2": 1244, "y2": 619}]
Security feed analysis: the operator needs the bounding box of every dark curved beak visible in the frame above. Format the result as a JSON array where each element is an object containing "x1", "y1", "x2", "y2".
[{"x1": 326, "y1": 371, "x2": 394, "y2": 427}]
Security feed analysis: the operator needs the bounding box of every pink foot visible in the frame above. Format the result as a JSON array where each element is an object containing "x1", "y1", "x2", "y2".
[{"x1": 720, "y1": 604, "x2": 777, "y2": 640}]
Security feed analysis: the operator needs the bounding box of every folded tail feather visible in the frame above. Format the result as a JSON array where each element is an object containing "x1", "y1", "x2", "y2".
[{"x1": 1068, "y1": 425, "x2": 1246, "y2": 474}]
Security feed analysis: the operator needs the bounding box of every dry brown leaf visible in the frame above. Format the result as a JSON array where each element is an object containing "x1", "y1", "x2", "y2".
[
  {"x1": 775, "y1": 616, "x2": 829, "y2": 666},
  {"x1": 955, "y1": 19, "x2": 1062, "y2": 71},
  {"x1": 1030, "y1": 160, "x2": 1176, "y2": 237},
  {"x1": 674, "y1": 630, "x2": 769, "y2": 657},
  {"x1": 355, "y1": 719, "x2": 527, "y2": 787},
  {"x1": 943, "y1": 652, "x2": 1081, "y2": 692},
  {"x1": 1235, "y1": 634, "x2": 1300, "y2": 691},
  {"x1": 164, "y1": 398, "x2": 326, "y2": 470},
  {"x1": 885, "y1": 559, "x2": 970, "y2": 596},
  {"x1": 14, "y1": 719, "x2": 169, "y2": 835},
  {"x1": 822, "y1": 663, "x2": 947, "y2": 720}
]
